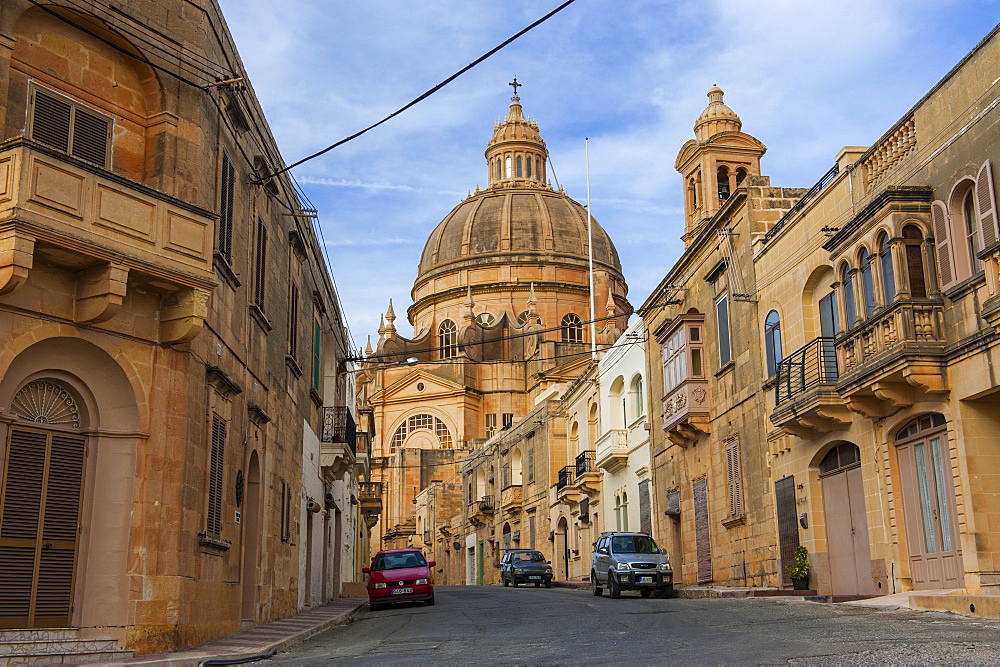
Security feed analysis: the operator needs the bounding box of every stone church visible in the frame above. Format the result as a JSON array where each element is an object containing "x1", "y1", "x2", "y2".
[{"x1": 358, "y1": 90, "x2": 631, "y2": 550}]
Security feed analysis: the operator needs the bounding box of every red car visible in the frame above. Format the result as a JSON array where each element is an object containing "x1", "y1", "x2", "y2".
[{"x1": 363, "y1": 548, "x2": 436, "y2": 610}]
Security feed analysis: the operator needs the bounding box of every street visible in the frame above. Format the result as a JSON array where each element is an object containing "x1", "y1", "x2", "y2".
[{"x1": 264, "y1": 586, "x2": 1000, "y2": 665}]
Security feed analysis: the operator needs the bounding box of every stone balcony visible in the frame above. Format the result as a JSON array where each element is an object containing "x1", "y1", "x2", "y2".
[
  {"x1": 0, "y1": 139, "x2": 215, "y2": 342},
  {"x1": 359, "y1": 481, "x2": 382, "y2": 528},
  {"x1": 467, "y1": 495, "x2": 495, "y2": 526},
  {"x1": 835, "y1": 300, "x2": 948, "y2": 416},
  {"x1": 500, "y1": 484, "x2": 522, "y2": 511},
  {"x1": 662, "y1": 378, "x2": 710, "y2": 447},
  {"x1": 595, "y1": 429, "x2": 629, "y2": 474}
]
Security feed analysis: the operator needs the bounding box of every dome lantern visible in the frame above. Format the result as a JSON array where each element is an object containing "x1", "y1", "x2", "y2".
[
  {"x1": 485, "y1": 80, "x2": 548, "y2": 188},
  {"x1": 693, "y1": 84, "x2": 742, "y2": 141}
]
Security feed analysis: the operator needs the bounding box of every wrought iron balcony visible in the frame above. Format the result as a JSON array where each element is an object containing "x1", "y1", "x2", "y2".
[
  {"x1": 575, "y1": 450, "x2": 596, "y2": 477},
  {"x1": 323, "y1": 406, "x2": 357, "y2": 454},
  {"x1": 556, "y1": 466, "x2": 574, "y2": 491},
  {"x1": 466, "y1": 495, "x2": 495, "y2": 525},
  {"x1": 574, "y1": 450, "x2": 601, "y2": 492},
  {"x1": 774, "y1": 337, "x2": 838, "y2": 406}
]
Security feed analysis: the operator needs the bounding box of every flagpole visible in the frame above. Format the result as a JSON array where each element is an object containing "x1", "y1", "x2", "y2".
[{"x1": 586, "y1": 138, "x2": 597, "y2": 360}]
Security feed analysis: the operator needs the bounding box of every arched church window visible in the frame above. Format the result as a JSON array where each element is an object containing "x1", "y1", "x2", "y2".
[
  {"x1": 439, "y1": 319, "x2": 459, "y2": 359},
  {"x1": 735, "y1": 167, "x2": 748, "y2": 186},
  {"x1": 527, "y1": 156, "x2": 533, "y2": 179},
  {"x1": 516, "y1": 311, "x2": 541, "y2": 328},
  {"x1": 718, "y1": 165, "x2": 730, "y2": 200},
  {"x1": 902, "y1": 225, "x2": 927, "y2": 297},
  {"x1": 391, "y1": 414, "x2": 453, "y2": 453},
  {"x1": 496, "y1": 159, "x2": 502, "y2": 181},
  {"x1": 516, "y1": 156, "x2": 523, "y2": 178},
  {"x1": 878, "y1": 232, "x2": 896, "y2": 305},
  {"x1": 562, "y1": 313, "x2": 583, "y2": 343},
  {"x1": 764, "y1": 310, "x2": 782, "y2": 377},
  {"x1": 689, "y1": 177, "x2": 698, "y2": 211},
  {"x1": 860, "y1": 248, "x2": 876, "y2": 318}
]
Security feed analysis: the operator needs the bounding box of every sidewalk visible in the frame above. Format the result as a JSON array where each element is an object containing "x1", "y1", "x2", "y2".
[{"x1": 110, "y1": 598, "x2": 366, "y2": 666}]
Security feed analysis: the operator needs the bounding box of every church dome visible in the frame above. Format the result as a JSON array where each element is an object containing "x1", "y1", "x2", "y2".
[{"x1": 694, "y1": 84, "x2": 742, "y2": 140}]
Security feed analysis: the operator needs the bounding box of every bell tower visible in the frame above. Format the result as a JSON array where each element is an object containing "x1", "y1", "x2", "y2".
[{"x1": 674, "y1": 85, "x2": 766, "y2": 245}]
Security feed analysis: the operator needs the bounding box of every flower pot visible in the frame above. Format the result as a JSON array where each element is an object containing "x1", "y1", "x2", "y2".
[{"x1": 791, "y1": 577, "x2": 809, "y2": 590}]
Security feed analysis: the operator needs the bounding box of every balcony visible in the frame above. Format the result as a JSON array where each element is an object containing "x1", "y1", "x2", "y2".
[
  {"x1": 0, "y1": 139, "x2": 214, "y2": 342},
  {"x1": 359, "y1": 481, "x2": 382, "y2": 528},
  {"x1": 662, "y1": 378, "x2": 710, "y2": 447},
  {"x1": 467, "y1": 495, "x2": 495, "y2": 526},
  {"x1": 771, "y1": 337, "x2": 848, "y2": 438},
  {"x1": 556, "y1": 465, "x2": 582, "y2": 504},
  {"x1": 574, "y1": 450, "x2": 601, "y2": 492},
  {"x1": 500, "y1": 484, "x2": 522, "y2": 511},
  {"x1": 595, "y1": 429, "x2": 629, "y2": 474},
  {"x1": 321, "y1": 406, "x2": 356, "y2": 480},
  {"x1": 354, "y1": 431, "x2": 371, "y2": 477},
  {"x1": 835, "y1": 301, "x2": 947, "y2": 416}
]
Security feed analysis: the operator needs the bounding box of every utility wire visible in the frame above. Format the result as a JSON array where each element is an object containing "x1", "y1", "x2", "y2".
[{"x1": 253, "y1": 0, "x2": 580, "y2": 182}]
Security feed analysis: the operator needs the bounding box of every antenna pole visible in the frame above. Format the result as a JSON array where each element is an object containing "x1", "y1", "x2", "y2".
[{"x1": 586, "y1": 138, "x2": 597, "y2": 360}]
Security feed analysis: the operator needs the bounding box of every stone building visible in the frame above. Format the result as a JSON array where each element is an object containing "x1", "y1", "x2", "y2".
[
  {"x1": 0, "y1": 0, "x2": 358, "y2": 658},
  {"x1": 643, "y1": 24, "x2": 1000, "y2": 615},
  {"x1": 357, "y1": 90, "x2": 631, "y2": 571}
]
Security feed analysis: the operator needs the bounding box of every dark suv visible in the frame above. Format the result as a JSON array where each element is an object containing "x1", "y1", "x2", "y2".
[
  {"x1": 500, "y1": 549, "x2": 553, "y2": 588},
  {"x1": 591, "y1": 531, "x2": 672, "y2": 599}
]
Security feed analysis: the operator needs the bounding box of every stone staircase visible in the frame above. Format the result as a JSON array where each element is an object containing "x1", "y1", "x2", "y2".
[{"x1": 0, "y1": 629, "x2": 132, "y2": 665}]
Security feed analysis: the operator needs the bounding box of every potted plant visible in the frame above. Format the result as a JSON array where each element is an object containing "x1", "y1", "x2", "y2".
[{"x1": 786, "y1": 545, "x2": 810, "y2": 590}]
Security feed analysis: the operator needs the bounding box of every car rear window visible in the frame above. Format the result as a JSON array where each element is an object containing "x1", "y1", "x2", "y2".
[
  {"x1": 372, "y1": 552, "x2": 426, "y2": 570},
  {"x1": 513, "y1": 551, "x2": 545, "y2": 563},
  {"x1": 611, "y1": 535, "x2": 660, "y2": 554}
]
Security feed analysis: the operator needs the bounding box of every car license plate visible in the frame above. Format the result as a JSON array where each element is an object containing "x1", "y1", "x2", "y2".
[
  {"x1": 391, "y1": 588, "x2": 413, "y2": 595},
  {"x1": 529, "y1": 576, "x2": 541, "y2": 579},
  {"x1": 640, "y1": 576, "x2": 652, "y2": 583}
]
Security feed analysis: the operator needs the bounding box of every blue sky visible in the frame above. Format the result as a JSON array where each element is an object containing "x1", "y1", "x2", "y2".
[{"x1": 216, "y1": 0, "x2": 998, "y2": 351}]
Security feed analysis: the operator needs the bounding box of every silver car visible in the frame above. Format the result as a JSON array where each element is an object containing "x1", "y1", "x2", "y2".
[{"x1": 591, "y1": 531, "x2": 673, "y2": 599}]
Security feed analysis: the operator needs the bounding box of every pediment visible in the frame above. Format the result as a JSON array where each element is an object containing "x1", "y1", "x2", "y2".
[
  {"x1": 674, "y1": 139, "x2": 702, "y2": 170},
  {"x1": 372, "y1": 369, "x2": 467, "y2": 402}
]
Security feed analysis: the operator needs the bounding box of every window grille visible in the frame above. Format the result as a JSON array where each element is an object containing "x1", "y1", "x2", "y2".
[{"x1": 390, "y1": 415, "x2": 452, "y2": 452}]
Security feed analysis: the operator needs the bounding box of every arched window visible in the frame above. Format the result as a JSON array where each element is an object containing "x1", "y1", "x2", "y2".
[
  {"x1": 621, "y1": 491, "x2": 629, "y2": 530},
  {"x1": 438, "y1": 319, "x2": 459, "y2": 359},
  {"x1": 735, "y1": 167, "x2": 748, "y2": 186},
  {"x1": 963, "y1": 189, "x2": 981, "y2": 273},
  {"x1": 391, "y1": 414, "x2": 453, "y2": 453},
  {"x1": 841, "y1": 263, "x2": 857, "y2": 328},
  {"x1": 496, "y1": 159, "x2": 502, "y2": 181},
  {"x1": 527, "y1": 156, "x2": 533, "y2": 179},
  {"x1": 515, "y1": 156, "x2": 523, "y2": 178},
  {"x1": 717, "y1": 165, "x2": 730, "y2": 200},
  {"x1": 819, "y1": 442, "x2": 861, "y2": 475},
  {"x1": 476, "y1": 313, "x2": 495, "y2": 327},
  {"x1": 878, "y1": 233, "x2": 896, "y2": 304},
  {"x1": 860, "y1": 248, "x2": 876, "y2": 318},
  {"x1": 516, "y1": 311, "x2": 541, "y2": 328},
  {"x1": 614, "y1": 494, "x2": 622, "y2": 530},
  {"x1": 562, "y1": 313, "x2": 583, "y2": 343},
  {"x1": 629, "y1": 375, "x2": 645, "y2": 421},
  {"x1": 505, "y1": 156, "x2": 512, "y2": 179},
  {"x1": 764, "y1": 310, "x2": 782, "y2": 377},
  {"x1": 902, "y1": 225, "x2": 927, "y2": 297},
  {"x1": 689, "y1": 177, "x2": 698, "y2": 211}
]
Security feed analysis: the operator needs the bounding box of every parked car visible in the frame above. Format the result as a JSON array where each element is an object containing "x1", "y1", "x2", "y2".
[
  {"x1": 500, "y1": 549, "x2": 553, "y2": 588},
  {"x1": 591, "y1": 531, "x2": 672, "y2": 599},
  {"x1": 363, "y1": 548, "x2": 435, "y2": 609}
]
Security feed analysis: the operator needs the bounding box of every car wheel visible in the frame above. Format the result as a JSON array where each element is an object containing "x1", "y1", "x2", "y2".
[
  {"x1": 592, "y1": 571, "x2": 603, "y2": 597},
  {"x1": 545, "y1": 580, "x2": 552, "y2": 589},
  {"x1": 503, "y1": 575, "x2": 509, "y2": 587},
  {"x1": 663, "y1": 584, "x2": 674, "y2": 598},
  {"x1": 426, "y1": 596, "x2": 435, "y2": 606},
  {"x1": 512, "y1": 578, "x2": 519, "y2": 587},
  {"x1": 608, "y1": 574, "x2": 621, "y2": 599},
  {"x1": 640, "y1": 588, "x2": 652, "y2": 598}
]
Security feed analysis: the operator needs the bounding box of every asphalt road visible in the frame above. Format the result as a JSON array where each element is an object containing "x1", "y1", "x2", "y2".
[{"x1": 264, "y1": 586, "x2": 1000, "y2": 665}]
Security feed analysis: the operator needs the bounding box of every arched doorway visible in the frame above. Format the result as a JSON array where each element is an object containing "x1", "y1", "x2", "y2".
[
  {"x1": 820, "y1": 442, "x2": 875, "y2": 595},
  {"x1": 557, "y1": 517, "x2": 570, "y2": 581},
  {"x1": 895, "y1": 414, "x2": 962, "y2": 589},
  {"x1": 0, "y1": 380, "x2": 87, "y2": 628},
  {"x1": 241, "y1": 450, "x2": 261, "y2": 622}
]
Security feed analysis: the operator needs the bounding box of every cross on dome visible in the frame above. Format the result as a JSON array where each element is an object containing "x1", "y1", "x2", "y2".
[{"x1": 509, "y1": 77, "x2": 521, "y2": 96}]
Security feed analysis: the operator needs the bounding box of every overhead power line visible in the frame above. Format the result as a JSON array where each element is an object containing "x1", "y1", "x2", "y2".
[{"x1": 253, "y1": 0, "x2": 580, "y2": 182}]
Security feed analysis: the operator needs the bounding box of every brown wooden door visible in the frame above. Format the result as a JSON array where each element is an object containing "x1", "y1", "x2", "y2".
[
  {"x1": 822, "y1": 463, "x2": 875, "y2": 595},
  {"x1": 0, "y1": 428, "x2": 85, "y2": 628},
  {"x1": 896, "y1": 429, "x2": 963, "y2": 589}
]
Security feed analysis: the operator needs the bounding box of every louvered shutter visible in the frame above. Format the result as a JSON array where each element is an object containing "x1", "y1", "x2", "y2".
[
  {"x1": 775, "y1": 476, "x2": 799, "y2": 587},
  {"x1": 219, "y1": 154, "x2": 235, "y2": 262},
  {"x1": 693, "y1": 478, "x2": 712, "y2": 583},
  {"x1": 289, "y1": 283, "x2": 299, "y2": 359},
  {"x1": 977, "y1": 160, "x2": 999, "y2": 252},
  {"x1": 931, "y1": 200, "x2": 957, "y2": 290},
  {"x1": 284, "y1": 482, "x2": 292, "y2": 542},
  {"x1": 30, "y1": 89, "x2": 72, "y2": 153},
  {"x1": 70, "y1": 106, "x2": 111, "y2": 167},
  {"x1": 254, "y1": 219, "x2": 267, "y2": 309},
  {"x1": 725, "y1": 441, "x2": 743, "y2": 517},
  {"x1": 208, "y1": 416, "x2": 226, "y2": 536},
  {"x1": 0, "y1": 430, "x2": 46, "y2": 625}
]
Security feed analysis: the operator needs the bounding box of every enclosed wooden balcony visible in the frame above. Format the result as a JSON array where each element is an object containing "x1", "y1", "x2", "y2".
[
  {"x1": 771, "y1": 337, "x2": 849, "y2": 438},
  {"x1": 595, "y1": 429, "x2": 628, "y2": 473},
  {"x1": 835, "y1": 300, "x2": 947, "y2": 416},
  {"x1": 0, "y1": 139, "x2": 215, "y2": 342}
]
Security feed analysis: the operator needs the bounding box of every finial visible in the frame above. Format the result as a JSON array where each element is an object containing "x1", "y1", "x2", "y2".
[
  {"x1": 606, "y1": 291, "x2": 616, "y2": 317},
  {"x1": 377, "y1": 314, "x2": 386, "y2": 338},
  {"x1": 509, "y1": 77, "x2": 521, "y2": 97},
  {"x1": 464, "y1": 285, "x2": 476, "y2": 321},
  {"x1": 365, "y1": 336, "x2": 373, "y2": 357},
  {"x1": 527, "y1": 282, "x2": 537, "y2": 307},
  {"x1": 384, "y1": 299, "x2": 396, "y2": 336}
]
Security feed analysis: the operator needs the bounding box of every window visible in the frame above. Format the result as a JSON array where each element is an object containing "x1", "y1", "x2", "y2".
[
  {"x1": 486, "y1": 414, "x2": 497, "y2": 437},
  {"x1": 716, "y1": 295, "x2": 731, "y2": 366},
  {"x1": 764, "y1": 310, "x2": 782, "y2": 377},
  {"x1": 279, "y1": 479, "x2": 291, "y2": 543},
  {"x1": 661, "y1": 317, "x2": 704, "y2": 393},
  {"x1": 841, "y1": 263, "x2": 857, "y2": 329},
  {"x1": 516, "y1": 156, "x2": 523, "y2": 178},
  {"x1": 621, "y1": 491, "x2": 629, "y2": 530},
  {"x1": 527, "y1": 449, "x2": 534, "y2": 482},
  {"x1": 28, "y1": 83, "x2": 112, "y2": 168},
  {"x1": 561, "y1": 313, "x2": 584, "y2": 343},
  {"x1": 253, "y1": 218, "x2": 268, "y2": 310},
  {"x1": 439, "y1": 319, "x2": 459, "y2": 359},
  {"x1": 878, "y1": 233, "x2": 896, "y2": 304},
  {"x1": 208, "y1": 414, "x2": 226, "y2": 536},
  {"x1": 390, "y1": 414, "x2": 453, "y2": 453},
  {"x1": 735, "y1": 167, "x2": 748, "y2": 186},
  {"x1": 964, "y1": 190, "x2": 982, "y2": 273},
  {"x1": 312, "y1": 319, "x2": 321, "y2": 392},
  {"x1": 934, "y1": 161, "x2": 999, "y2": 290},
  {"x1": 505, "y1": 156, "x2": 512, "y2": 179},
  {"x1": 218, "y1": 153, "x2": 235, "y2": 263},
  {"x1": 496, "y1": 159, "x2": 502, "y2": 181},
  {"x1": 725, "y1": 439, "x2": 743, "y2": 517},
  {"x1": 527, "y1": 157, "x2": 533, "y2": 179},
  {"x1": 614, "y1": 494, "x2": 622, "y2": 530},
  {"x1": 717, "y1": 165, "x2": 730, "y2": 200},
  {"x1": 477, "y1": 313, "x2": 495, "y2": 327},
  {"x1": 502, "y1": 413, "x2": 514, "y2": 429},
  {"x1": 288, "y1": 282, "x2": 299, "y2": 359},
  {"x1": 903, "y1": 225, "x2": 927, "y2": 298},
  {"x1": 629, "y1": 375, "x2": 645, "y2": 421},
  {"x1": 860, "y1": 248, "x2": 876, "y2": 318}
]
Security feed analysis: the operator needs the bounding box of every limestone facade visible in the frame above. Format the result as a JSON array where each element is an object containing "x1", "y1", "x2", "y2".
[{"x1": 0, "y1": 0, "x2": 357, "y2": 654}]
